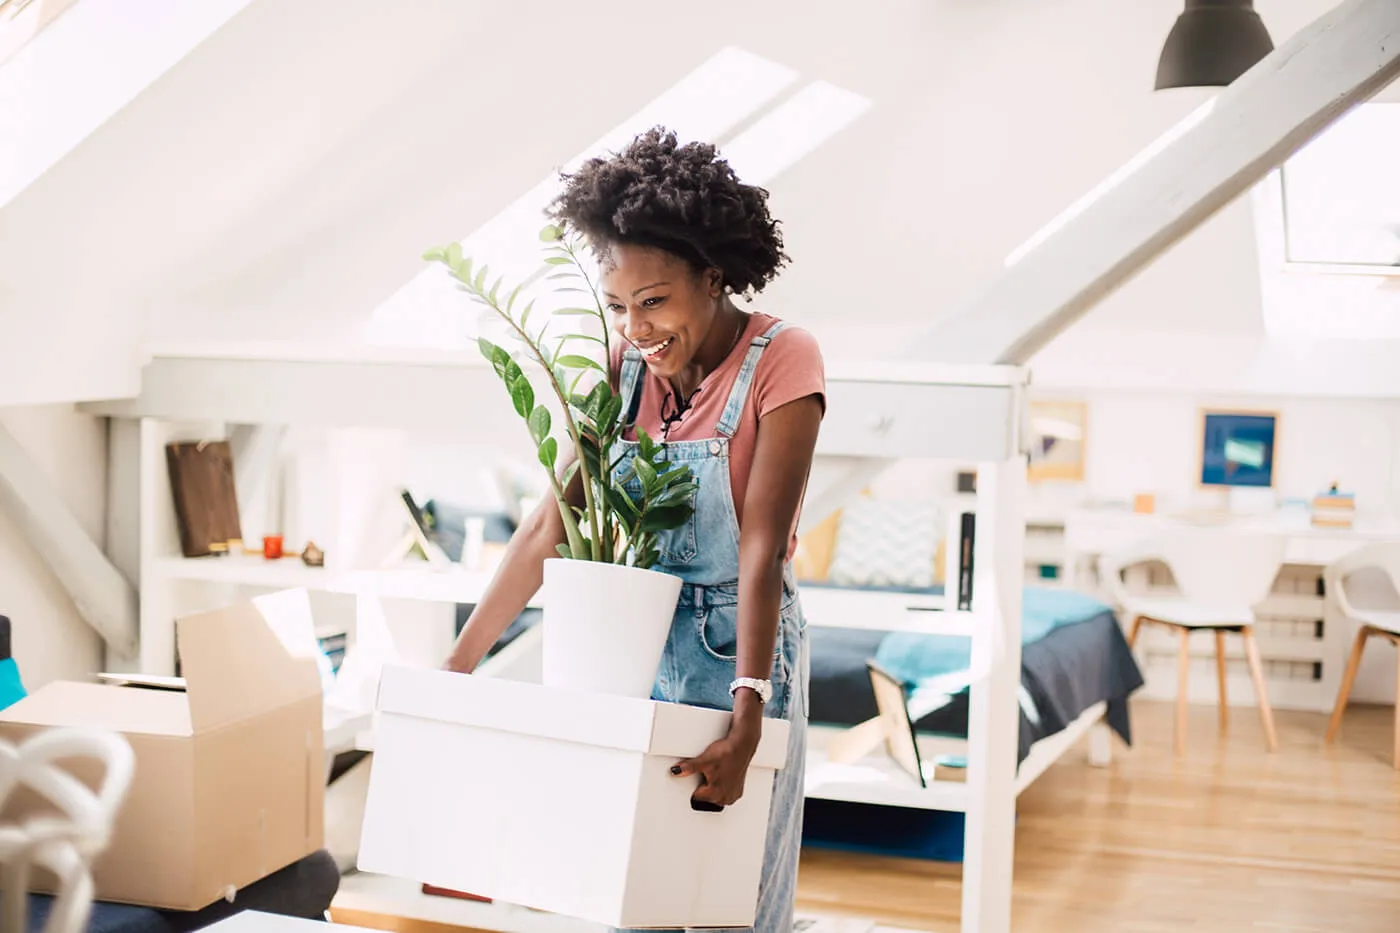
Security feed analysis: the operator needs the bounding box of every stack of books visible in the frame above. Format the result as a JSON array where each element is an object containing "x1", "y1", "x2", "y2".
[{"x1": 1311, "y1": 488, "x2": 1356, "y2": 529}]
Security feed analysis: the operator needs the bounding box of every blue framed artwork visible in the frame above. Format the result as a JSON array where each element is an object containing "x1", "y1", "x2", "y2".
[{"x1": 1200, "y1": 410, "x2": 1277, "y2": 488}]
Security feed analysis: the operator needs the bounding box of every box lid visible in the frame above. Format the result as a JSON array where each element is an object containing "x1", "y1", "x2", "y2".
[
  {"x1": 176, "y1": 597, "x2": 323, "y2": 732},
  {"x1": 375, "y1": 666, "x2": 789, "y2": 769},
  {"x1": 0, "y1": 681, "x2": 192, "y2": 736}
]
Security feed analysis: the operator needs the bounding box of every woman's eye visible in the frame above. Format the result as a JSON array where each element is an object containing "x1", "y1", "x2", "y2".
[{"x1": 643, "y1": 296, "x2": 664, "y2": 308}]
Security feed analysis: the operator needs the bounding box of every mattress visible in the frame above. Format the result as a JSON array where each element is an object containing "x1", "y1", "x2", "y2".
[{"x1": 802, "y1": 585, "x2": 1145, "y2": 763}]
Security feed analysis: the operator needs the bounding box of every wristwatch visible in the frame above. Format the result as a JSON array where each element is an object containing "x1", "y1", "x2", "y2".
[{"x1": 729, "y1": 677, "x2": 772, "y2": 704}]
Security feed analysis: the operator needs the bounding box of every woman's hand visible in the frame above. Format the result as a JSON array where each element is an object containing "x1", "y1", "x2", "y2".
[{"x1": 671, "y1": 693, "x2": 764, "y2": 809}]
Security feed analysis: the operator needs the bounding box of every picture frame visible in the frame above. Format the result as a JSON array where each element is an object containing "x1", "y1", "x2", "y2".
[
  {"x1": 865, "y1": 659, "x2": 926, "y2": 788},
  {"x1": 1026, "y1": 399, "x2": 1087, "y2": 483},
  {"x1": 1198, "y1": 408, "x2": 1278, "y2": 489}
]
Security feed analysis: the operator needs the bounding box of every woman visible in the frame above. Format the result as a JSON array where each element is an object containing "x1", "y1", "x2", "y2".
[{"x1": 443, "y1": 127, "x2": 826, "y2": 933}]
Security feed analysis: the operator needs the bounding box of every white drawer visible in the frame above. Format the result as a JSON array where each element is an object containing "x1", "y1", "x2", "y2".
[{"x1": 818, "y1": 379, "x2": 1017, "y2": 462}]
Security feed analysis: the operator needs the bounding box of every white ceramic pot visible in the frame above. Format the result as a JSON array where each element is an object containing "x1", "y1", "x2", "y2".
[{"x1": 539, "y1": 558, "x2": 683, "y2": 699}]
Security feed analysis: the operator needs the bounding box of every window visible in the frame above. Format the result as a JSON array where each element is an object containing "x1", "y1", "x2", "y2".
[{"x1": 1279, "y1": 102, "x2": 1400, "y2": 273}]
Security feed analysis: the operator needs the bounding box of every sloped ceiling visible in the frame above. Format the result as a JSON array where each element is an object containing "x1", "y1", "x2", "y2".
[{"x1": 0, "y1": 0, "x2": 1365, "y2": 404}]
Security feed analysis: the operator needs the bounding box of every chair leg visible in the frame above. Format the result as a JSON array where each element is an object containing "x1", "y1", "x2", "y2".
[
  {"x1": 1393, "y1": 640, "x2": 1400, "y2": 770},
  {"x1": 1176, "y1": 626, "x2": 1191, "y2": 756},
  {"x1": 1127, "y1": 615, "x2": 1144, "y2": 648},
  {"x1": 1240, "y1": 626, "x2": 1278, "y2": 752},
  {"x1": 1326, "y1": 625, "x2": 1370, "y2": 745},
  {"x1": 1214, "y1": 629, "x2": 1228, "y2": 734}
]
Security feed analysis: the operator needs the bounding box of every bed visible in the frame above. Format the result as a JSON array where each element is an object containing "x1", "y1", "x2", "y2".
[{"x1": 802, "y1": 582, "x2": 1144, "y2": 763}]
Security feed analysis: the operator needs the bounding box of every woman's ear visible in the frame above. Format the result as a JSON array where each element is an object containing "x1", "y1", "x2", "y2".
[{"x1": 706, "y1": 267, "x2": 724, "y2": 298}]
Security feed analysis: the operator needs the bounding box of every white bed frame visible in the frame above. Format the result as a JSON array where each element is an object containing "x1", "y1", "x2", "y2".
[{"x1": 84, "y1": 346, "x2": 1042, "y2": 933}]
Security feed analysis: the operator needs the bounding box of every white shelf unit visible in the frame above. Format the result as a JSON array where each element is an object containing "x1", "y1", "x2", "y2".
[{"x1": 85, "y1": 348, "x2": 1037, "y2": 933}]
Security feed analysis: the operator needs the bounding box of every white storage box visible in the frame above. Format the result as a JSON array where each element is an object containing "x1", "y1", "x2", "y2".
[{"x1": 357, "y1": 665, "x2": 790, "y2": 929}]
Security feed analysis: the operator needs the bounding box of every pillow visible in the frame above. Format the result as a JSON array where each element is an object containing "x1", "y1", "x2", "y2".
[
  {"x1": 827, "y1": 499, "x2": 943, "y2": 589},
  {"x1": 793, "y1": 509, "x2": 842, "y2": 582}
]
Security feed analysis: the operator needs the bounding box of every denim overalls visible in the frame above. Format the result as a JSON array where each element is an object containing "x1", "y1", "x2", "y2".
[{"x1": 611, "y1": 320, "x2": 810, "y2": 933}]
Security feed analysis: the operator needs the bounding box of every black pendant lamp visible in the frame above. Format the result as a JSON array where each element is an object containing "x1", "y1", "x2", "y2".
[{"x1": 1155, "y1": 0, "x2": 1274, "y2": 90}]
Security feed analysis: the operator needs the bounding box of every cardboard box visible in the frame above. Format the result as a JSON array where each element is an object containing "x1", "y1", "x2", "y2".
[
  {"x1": 357, "y1": 666, "x2": 791, "y2": 929},
  {"x1": 0, "y1": 599, "x2": 325, "y2": 910}
]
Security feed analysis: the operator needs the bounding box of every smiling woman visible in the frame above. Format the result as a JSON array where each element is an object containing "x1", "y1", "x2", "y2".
[{"x1": 443, "y1": 126, "x2": 825, "y2": 933}]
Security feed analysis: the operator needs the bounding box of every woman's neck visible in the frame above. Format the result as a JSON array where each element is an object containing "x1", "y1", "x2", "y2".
[{"x1": 670, "y1": 301, "x2": 746, "y2": 399}]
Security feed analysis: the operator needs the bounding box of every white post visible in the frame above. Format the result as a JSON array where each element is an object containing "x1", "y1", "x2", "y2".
[
  {"x1": 961, "y1": 456, "x2": 1025, "y2": 933},
  {"x1": 0, "y1": 420, "x2": 139, "y2": 657}
]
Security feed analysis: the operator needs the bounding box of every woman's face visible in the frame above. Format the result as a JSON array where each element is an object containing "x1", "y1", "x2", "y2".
[{"x1": 600, "y1": 243, "x2": 722, "y2": 381}]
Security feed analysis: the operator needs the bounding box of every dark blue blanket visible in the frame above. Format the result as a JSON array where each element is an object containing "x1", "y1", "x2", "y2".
[{"x1": 803, "y1": 588, "x2": 1144, "y2": 763}]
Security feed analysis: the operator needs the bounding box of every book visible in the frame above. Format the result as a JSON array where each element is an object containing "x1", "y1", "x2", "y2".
[{"x1": 957, "y1": 511, "x2": 976, "y2": 611}]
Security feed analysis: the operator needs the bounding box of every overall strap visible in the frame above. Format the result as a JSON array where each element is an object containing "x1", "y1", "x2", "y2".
[
  {"x1": 618, "y1": 348, "x2": 646, "y2": 429},
  {"x1": 715, "y1": 320, "x2": 788, "y2": 438}
]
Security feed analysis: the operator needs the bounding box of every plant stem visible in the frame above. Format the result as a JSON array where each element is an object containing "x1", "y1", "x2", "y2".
[{"x1": 477, "y1": 283, "x2": 604, "y2": 562}]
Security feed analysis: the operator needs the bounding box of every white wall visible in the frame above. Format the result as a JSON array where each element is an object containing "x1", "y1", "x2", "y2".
[{"x1": 0, "y1": 406, "x2": 106, "y2": 688}]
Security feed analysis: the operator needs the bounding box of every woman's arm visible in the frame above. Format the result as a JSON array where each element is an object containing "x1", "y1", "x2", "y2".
[
  {"x1": 676, "y1": 393, "x2": 824, "y2": 806},
  {"x1": 442, "y1": 459, "x2": 584, "y2": 673}
]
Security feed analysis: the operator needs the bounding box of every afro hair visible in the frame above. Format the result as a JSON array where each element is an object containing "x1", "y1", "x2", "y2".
[{"x1": 546, "y1": 127, "x2": 789, "y2": 297}]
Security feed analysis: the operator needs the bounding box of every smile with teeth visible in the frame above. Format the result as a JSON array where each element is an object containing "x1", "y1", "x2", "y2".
[{"x1": 639, "y1": 337, "x2": 674, "y2": 358}]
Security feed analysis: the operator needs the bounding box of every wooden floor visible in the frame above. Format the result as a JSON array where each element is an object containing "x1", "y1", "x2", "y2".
[
  {"x1": 797, "y1": 698, "x2": 1400, "y2": 933},
  {"x1": 331, "y1": 698, "x2": 1400, "y2": 933}
]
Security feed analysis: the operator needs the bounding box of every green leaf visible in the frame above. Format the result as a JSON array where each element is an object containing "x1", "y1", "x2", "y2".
[
  {"x1": 556, "y1": 543, "x2": 574, "y2": 559},
  {"x1": 507, "y1": 283, "x2": 524, "y2": 312},
  {"x1": 538, "y1": 436, "x2": 558, "y2": 470},
  {"x1": 554, "y1": 307, "x2": 597, "y2": 316},
  {"x1": 634, "y1": 457, "x2": 658, "y2": 490},
  {"x1": 446, "y1": 243, "x2": 462, "y2": 267},
  {"x1": 558, "y1": 332, "x2": 606, "y2": 347},
  {"x1": 489, "y1": 275, "x2": 504, "y2": 304},
  {"x1": 544, "y1": 255, "x2": 572, "y2": 266},
  {"x1": 520, "y1": 299, "x2": 536, "y2": 330},
  {"x1": 556, "y1": 354, "x2": 603, "y2": 372},
  {"x1": 474, "y1": 264, "x2": 489, "y2": 293},
  {"x1": 540, "y1": 224, "x2": 564, "y2": 242},
  {"x1": 422, "y1": 246, "x2": 447, "y2": 262},
  {"x1": 509, "y1": 372, "x2": 535, "y2": 418},
  {"x1": 528, "y1": 405, "x2": 551, "y2": 445}
]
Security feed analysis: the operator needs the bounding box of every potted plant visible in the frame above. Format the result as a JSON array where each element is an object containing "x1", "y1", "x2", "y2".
[{"x1": 422, "y1": 224, "x2": 698, "y2": 698}]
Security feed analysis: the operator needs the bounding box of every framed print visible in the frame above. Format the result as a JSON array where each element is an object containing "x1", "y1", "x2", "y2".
[
  {"x1": 1199, "y1": 409, "x2": 1278, "y2": 488},
  {"x1": 1027, "y1": 399, "x2": 1087, "y2": 482}
]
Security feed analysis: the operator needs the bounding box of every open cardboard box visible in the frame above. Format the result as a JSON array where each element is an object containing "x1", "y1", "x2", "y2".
[
  {"x1": 0, "y1": 598, "x2": 326, "y2": 910},
  {"x1": 357, "y1": 666, "x2": 791, "y2": 929}
]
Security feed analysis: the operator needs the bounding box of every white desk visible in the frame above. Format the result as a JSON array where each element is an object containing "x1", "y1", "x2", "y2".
[{"x1": 1062, "y1": 507, "x2": 1400, "y2": 569}]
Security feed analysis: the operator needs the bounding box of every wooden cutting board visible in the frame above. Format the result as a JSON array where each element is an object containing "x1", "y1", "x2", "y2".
[{"x1": 165, "y1": 440, "x2": 242, "y2": 557}]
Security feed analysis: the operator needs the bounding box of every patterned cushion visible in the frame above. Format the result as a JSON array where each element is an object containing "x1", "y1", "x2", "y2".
[
  {"x1": 827, "y1": 499, "x2": 943, "y2": 589},
  {"x1": 794, "y1": 509, "x2": 843, "y2": 582}
]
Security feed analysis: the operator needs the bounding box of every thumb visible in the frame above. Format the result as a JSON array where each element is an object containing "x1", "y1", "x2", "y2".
[{"x1": 670, "y1": 757, "x2": 705, "y2": 777}]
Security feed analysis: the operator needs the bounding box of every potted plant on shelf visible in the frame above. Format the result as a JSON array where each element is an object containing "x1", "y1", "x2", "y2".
[{"x1": 422, "y1": 224, "x2": 697, "y2": 699}]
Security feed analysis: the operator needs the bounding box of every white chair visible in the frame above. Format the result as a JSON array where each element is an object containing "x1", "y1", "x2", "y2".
[
  {"x1": 1323, "y1": 542, "x2": 1400, "y2": 768},
  {"x1": 0, "y1": 727, "x2": 134, "y2": 933},
  {"x1": 1100, "y1": 528, "x2": 1286, "y2": 755}
]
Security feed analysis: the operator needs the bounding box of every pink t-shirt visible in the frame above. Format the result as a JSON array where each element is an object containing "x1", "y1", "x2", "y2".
[{"x1": 611, "y1": 311, "x2": 826, "y2": 559}]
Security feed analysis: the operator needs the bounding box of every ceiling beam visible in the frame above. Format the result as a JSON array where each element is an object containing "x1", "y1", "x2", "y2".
[
  {"x1": 914, "y1": 0, "x2": 1400, "y2": 366},
  {"x1": 0, "y1": 421, "x2": 138, "y2": 657}
]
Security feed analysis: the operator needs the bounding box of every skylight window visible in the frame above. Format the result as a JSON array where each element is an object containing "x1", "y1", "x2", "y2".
[
  {"x1": 361, "y1": 46, "x2": 872, "y2": 351},
  {"x1": 362, "y1": 46, "x2": 802, "y2": 350},
  {"x1": 1278, "y1": 102, "x2": 1400, "y2": 273}
]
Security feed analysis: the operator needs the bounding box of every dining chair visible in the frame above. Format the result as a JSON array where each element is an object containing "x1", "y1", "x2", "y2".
[
  {"x1": 0, "y1": 727, "x2": 134, "y2": 933},
  {"x1": 1100, "y1": 527, "x2": 1287, "y2": 755},
  {"x1": 1322, "y1": 542, "x2": 1400, "y2": 768}
]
